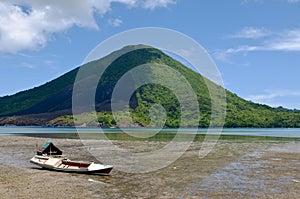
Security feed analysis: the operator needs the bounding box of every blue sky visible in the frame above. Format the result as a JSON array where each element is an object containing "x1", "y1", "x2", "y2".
[{"x1": 0, "y1": 0, "x2": 300, "y2": 109}]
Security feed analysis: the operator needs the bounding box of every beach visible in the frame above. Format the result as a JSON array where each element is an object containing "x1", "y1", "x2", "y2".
[{"x1": 0, "y1": 136, "x2": 300, "y2": 198}]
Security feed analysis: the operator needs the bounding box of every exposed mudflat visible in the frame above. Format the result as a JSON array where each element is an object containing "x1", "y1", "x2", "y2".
[{"x1": 0, "y1": 136, "x2": 299, "y2": 198}]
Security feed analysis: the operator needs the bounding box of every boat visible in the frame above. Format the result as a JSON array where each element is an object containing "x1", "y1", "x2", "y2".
[
  {"x1": 30, "y1": 142, "x2": 113, "y2": 175},
  {"x1": 30, "y1": 155, "x2": 113, "y2": 175}
]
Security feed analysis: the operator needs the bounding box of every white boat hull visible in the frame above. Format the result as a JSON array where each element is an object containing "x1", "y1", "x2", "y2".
[{"x1": 30, "y1": 155, "x2": 113, "y2": 175}]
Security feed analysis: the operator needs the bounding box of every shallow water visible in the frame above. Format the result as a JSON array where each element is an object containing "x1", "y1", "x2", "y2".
[
  {"x1": 184, "y1": 142, "x2": 300, "y2": 198},
  {"x1": 1, "y1": 127, "x2": 300, "y2": 138}
]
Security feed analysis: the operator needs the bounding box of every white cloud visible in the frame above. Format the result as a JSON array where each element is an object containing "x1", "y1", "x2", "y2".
[
  {"x1": 268, "y1": 29, "x2": 300, "y2": 51},
  {"x1": 142, "y1": 0, "x2": 176, "y2": 9},
  {"x1": 225, "y1": 45, "x2": 262, "y2": 53},
  {"x1": 213, "y1": 50, "x2": 231, "y2": 63},
  {"x1": 247, "y1": 89, "x2": 300, "y2": 109},
  {"x1": 21, "y1": 62, "x2": 35, "y2": 69},
  {"x1": 231, "y1": 27, "x2": 271, "y2": 39},
  {"x1": 108, "y1": 18, "x2": 123, "y2": 27},
  {"x1": 249, "y1": 90, "x2": 300, "y2": 102},
  {"x1": 0, "y1": 0, "x2": 175, "y2": 53},
  {"x1": 241, "y1": 0, "x2": 263, "y2": 4},
  {"x1": 215, "y1": 28, "x2": 300, "y2": 61}
]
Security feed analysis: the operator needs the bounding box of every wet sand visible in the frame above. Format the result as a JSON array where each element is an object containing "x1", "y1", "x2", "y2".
[{"x1": 0, "y1": 136, "x2": 299, "y2": 198}]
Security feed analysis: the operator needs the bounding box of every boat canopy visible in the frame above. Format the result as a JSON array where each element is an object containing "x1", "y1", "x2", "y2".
[{"x1": 38, "y1": 142, "x2": 63, "y2": 156}]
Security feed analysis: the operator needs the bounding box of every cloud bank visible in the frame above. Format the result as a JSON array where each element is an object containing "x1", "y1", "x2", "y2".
[{"x1": 0, "y1": 0, "x2": 176, "y2": 53}]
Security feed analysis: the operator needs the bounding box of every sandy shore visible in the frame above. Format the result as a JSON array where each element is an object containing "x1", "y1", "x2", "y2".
[{"x1": 0, "y1": 136, "x2": 300, "y2": 198}]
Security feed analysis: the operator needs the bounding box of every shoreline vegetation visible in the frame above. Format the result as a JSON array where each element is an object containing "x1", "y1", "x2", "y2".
[{"x1": 1, "y1": 109, "x2": 300, "y2": 128}]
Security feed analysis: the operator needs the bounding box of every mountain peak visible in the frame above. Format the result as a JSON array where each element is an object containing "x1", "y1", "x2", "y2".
[{"x1": 0, "y1": 46, "x2": 299, "y2": 127}]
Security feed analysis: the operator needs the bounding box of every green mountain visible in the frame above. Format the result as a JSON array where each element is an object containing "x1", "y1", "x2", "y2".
[{"x1": 0, "y1": 45, "x2": 300, "y2": 127}]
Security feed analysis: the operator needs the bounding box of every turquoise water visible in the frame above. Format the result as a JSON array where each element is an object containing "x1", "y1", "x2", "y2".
[{"x1": 1, "y1": 127, "x2": 300, "y2": 138}]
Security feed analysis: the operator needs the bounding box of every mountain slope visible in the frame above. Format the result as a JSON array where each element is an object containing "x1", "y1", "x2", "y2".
[{"x1": 0, "y1": 45, "x2": 300, "y2": 127}]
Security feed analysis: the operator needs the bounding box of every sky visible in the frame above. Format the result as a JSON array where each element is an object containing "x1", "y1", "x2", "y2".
[{"x1": 0, "y1": 0, "x2": 300, "y2": 109}]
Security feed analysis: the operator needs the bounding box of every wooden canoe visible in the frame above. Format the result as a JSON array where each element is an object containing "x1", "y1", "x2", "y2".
[{"x1": 30, "y1": 155, "x2": 113, "y2": 175}]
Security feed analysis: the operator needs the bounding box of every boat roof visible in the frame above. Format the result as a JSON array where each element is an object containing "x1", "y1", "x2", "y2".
[{"x1": 41, "y1": 142, "x2": 63, "y2": 155}]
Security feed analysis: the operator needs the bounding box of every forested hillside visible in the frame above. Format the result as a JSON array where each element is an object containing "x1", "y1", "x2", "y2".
[{"x1": 0, "y1": 45, "x2": 299, "y2": 127}]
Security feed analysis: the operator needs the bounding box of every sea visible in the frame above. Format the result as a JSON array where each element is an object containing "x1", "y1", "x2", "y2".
[{"x1": 1, "y1": 126, "x2": 300, "y2": 138}]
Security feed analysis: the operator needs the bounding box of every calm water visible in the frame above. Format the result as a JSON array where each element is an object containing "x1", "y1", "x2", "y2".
[{"x1": 0, "y1": 127, "x2": 300, "y2": 138}]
